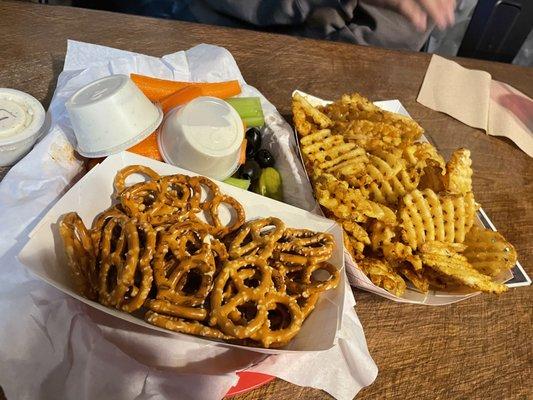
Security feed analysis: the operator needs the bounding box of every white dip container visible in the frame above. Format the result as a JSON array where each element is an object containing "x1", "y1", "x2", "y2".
[
  {"x1": 65, "y1": 75, "x2": 163, "y2": 158},
  {"x1": 158, "y1": 96, "x2": 244, "y2": 181},
  {"x1": 0, "y1": 89, "x2": 46, "y2": 166}
]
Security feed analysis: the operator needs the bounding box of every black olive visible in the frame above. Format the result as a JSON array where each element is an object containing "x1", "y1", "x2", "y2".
[
  {"x1": 255, "y1": 149, "x2": 275, "y2": 168},
  {"x1": 245, "y1": 127, "x2": 262, "y2": 157},
  {"x1": 237, "y1": 159, "x2": 261, "y2": 182}
]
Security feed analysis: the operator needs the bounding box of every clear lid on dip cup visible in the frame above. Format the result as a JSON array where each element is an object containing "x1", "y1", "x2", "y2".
[
  {"x1": 158, "y1": 96, "x2": 244, "y2": 181},
  {"x1": 65, "y1": 75, "x2": 163, "y2": 158},
  {"x1": 0, "y1": 88, "x2": 47, "y2": 166}
]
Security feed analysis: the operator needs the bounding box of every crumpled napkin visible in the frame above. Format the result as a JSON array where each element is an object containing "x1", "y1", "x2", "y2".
[{"x1": 0, "y1": 40, "x2": 377, "y2": 400}]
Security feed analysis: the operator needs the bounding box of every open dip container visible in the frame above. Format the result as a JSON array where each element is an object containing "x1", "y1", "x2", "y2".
[
  {"x1": 158, "y1": 96, "x2": 244, "y2": 181},
  {"x1": 66, "y1": 75, "x2": 163, "y2": 158},
  {"x1": 0, "y1": 88, "x2": 46, "y2": 166}
]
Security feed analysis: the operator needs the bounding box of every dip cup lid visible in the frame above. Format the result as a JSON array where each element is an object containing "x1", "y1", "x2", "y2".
[
  {"x1": 0, "y1": 88, "x2": 46, "y2": 145},
  {"x1": 158, "y1": 96, "x2": 244, "y2": 181},
  {"x1": 66, "y1": 75, "x2": 163, "y2": 158}
]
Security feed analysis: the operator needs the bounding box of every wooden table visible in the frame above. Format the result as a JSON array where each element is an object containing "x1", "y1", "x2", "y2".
[{"x1": 1, "y1": 1, "x2": 531, "y2": 399}]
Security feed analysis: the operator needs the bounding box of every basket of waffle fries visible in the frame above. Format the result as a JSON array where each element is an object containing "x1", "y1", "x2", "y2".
[
  {"x1": 18, "y1": 152, "x2": 346, "y2": 352},
  {"x1": 291, "y1": 90, "x2": 523, "y2": 305}
]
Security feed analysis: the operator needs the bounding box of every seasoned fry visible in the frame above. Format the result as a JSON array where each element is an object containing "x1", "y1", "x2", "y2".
[
  {"x1": 358, "y1": 258, "x2": 406, "y2": 297},
  {"x1": 463, "y1": 226, "x2": 517, "y2": 277},
  {"x1": 399, "y1": 189, "x2": 476, "y2": 249},
  {"x1": 444, "y1": 148, "x2": 473, "y2": 194},
  {"x1": 419, "y1": 241, "x2": 507, "y2": 294}
]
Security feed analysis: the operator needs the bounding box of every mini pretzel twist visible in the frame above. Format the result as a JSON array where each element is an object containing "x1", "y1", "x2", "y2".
[
  {"x1": 286, "y1": 261, "x2": 340, "y2": 298},
  {"x1": 228, "y1": 217, "x2": 285, "y2": 259},
  {"x1": 203, "y1": 194, "x2": 246, "y2": 237},
  {"x1": 114, "y1": 165, "x2": 161, "y2": 194},
  {"x1": 209, "y1": 257, "x2": 272, "y2": 338},
  {"x1": 275, "y1": 228, "x2": 335, "y2": 262},
  {"x1": 250, "y1": 292, "x2": 304, "y2": 348},
  {"x1": 98, "y1": 218, "x2": 140, "y2": 308},
  {"x1": 59, "y1": 212, "x2": 98, "y2": 300},
  {"x1": 120, "y1": 221, "x2": 156, "y2": 313}
]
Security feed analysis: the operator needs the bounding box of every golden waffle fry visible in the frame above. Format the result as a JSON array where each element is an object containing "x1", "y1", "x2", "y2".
[
  {"x1": 462, "y1": 226, "x2": 517, "y2": 277},
  {"x1": 402, "y1": 142, "x2": 446, "y2": 172},
  {"x1": 300, "y1": 129, "x2": 368, "y2": 177},
  {"x1": 397, "y1": 264, "x2": 429, "y2": 293},
  {"x1": 322, "y1": 93, "x2": 423, "y2": 150},
  {"x1": 399, "y1": 189, "x2": 476, "y2": 249},
  {"x1": 341, "y1": 219, "x2": 370, "y2": 258},
  {"x1": 419, "y1": 241, "x2": 507, "y2": 294},
  {"x1": 358, "y1": 258, "x2": 406, "y2": 297},
  {"x1": 444, "y1": 148, "x2": 473, "y2": 194},
  {"x1": 365, "y1": 151, "x2": 420, "y2": 205},
  {"x1": 418, "y1": 164, "x2": 446, "y2": 193},
  {"x1": 292, "y1": 92, "x2": 332, "y2": 136},
  {"x1": 315, "y1": 173, "x2": 396, "y2": 224}
]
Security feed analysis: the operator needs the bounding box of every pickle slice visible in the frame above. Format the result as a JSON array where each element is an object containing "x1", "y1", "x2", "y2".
[{"x1": 255, "y1": 167, "x2": 283, "y2": 201}]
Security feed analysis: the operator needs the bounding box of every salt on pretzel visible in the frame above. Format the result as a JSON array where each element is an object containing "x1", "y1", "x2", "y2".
[
  {"x1": 120, "y1": 221, "x2": 156, "y2": 313},
  {"x1": 114, "y1": 165, "x2": 161, "y2": 194},
  {"x1": 250, "y1": 292, "x2": 304, "y2": 348},
  {"x1": 275, "y1": 228, "x2": 335, "y2": 262},
  {"x1": 145, "y1": 310, "x2": 231, "y2": 340},
  {"x1": 228, "y1": 217, "x2": 285, "y2": 259},
  {"x1": 203, "y1": 194, "x2": 246, "y2": 237}
]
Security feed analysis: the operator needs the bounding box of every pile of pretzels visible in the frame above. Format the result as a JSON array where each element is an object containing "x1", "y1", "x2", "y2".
[{"x1": 59, "y1": 165, "x2": 340, "y2": 348}]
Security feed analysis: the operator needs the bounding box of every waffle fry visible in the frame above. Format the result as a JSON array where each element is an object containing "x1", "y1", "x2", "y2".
[
  {"x1": 444, "y1": 149, "x2": 473, "y2": 194},
  {"x1": 399, "y1": 189, "x2": 476, "y2": 249},
  {"x1": 59, "y1": 166, "x2": 339, "y2": 348},
  {"x1": 359, "y1": 258, "x2": 406, "y2": 297},
  {"x1": 463, "y1": 226, "x2": 517, "y2": 277},
  {"x1": 322, "y1": 93, "x2": 423, "y2": 151},
  {"x1": 292, "y1": 92, "x2": 516, "y2": 296},
  {"x1": 419, "y1": 242, "x2": 507, "y2": 294}
]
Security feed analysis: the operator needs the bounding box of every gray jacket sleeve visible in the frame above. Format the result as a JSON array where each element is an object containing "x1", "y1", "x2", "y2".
[{"x1": 188, "y1": 0, "x2": 432, "y2": 51}]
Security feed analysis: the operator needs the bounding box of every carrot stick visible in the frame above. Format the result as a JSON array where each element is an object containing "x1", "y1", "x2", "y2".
[
  {"x1": 238, "y1": 139, "x2": 247, "y2": 165},
  {"x1": 158, "y1": 85, "x2": 204, "y2": 113},
  {"x1": 127, "y1": 130, "x2": 163, "y2": 161},
  {"x1": 131, "y1": 74, "x2": 241, "y2": 102}
]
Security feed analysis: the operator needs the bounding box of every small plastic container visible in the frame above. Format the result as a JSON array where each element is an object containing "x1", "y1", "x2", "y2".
[
  {"x1": 0, "y1": 88, "x2": 47, "y2": 167},
  {"x1": 65, "y1": 75, "x2": 163, "y2": 158},
  {"x1": 158, "y1": 96, "x2": 244, "y2": 181}
]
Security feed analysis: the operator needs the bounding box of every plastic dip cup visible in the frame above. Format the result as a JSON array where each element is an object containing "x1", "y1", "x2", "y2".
[
  {"x1": 0, "y1": 88, "x2": 46, "y2": 166},
  {"x1": 158, "y1": 96, "x2": 244, "y2": 181},
  {"x1": 65, "y1": 74, "x2": 163, "y2": 158}
]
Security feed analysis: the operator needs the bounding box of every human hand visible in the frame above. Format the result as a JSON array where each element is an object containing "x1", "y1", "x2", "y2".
[{"x1": 363, "y1": 0, "x2": 456, "y2": 31}]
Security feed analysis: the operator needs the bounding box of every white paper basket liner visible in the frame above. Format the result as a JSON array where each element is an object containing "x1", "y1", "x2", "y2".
[{"x1": 18, "y1": 151, "x2": 346, "y2": 354}]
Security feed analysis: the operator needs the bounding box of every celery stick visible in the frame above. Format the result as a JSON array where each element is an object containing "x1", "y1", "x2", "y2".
[
  {"x1": 224, "y1": 177, "x2": 251, "y2": 190},
  {"x1": 226, "y1": 97, "x2": 265, "y2": 127}
]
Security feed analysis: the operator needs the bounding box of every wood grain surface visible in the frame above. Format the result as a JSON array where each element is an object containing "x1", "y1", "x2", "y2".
[{"x1": 0, "y1": 1, "x2": 531, "y2": 399}]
